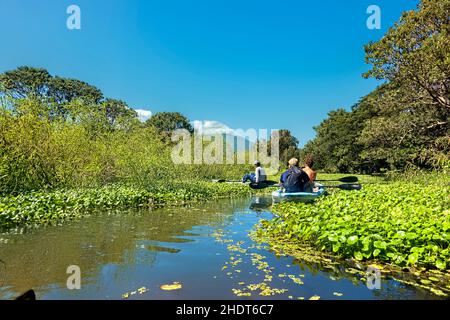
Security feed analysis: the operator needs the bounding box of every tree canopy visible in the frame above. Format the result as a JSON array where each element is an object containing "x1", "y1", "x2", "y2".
[
  {"x1": 301, "y1": 0, "x2": 449, "y2": 172},
  {"x1": 145, "y1": 112, "x2": 194, "y2": 135},
  {"x1": 268, "y1": 129, "x2": 300, "y2": 166},
  {"x1": 0, "y1": 66, "x2": 149, "y2": 132}
]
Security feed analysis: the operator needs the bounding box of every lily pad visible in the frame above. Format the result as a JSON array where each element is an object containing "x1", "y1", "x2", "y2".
[{"x1": 160, "y1": 282, "x2": 183, "y2": 291}]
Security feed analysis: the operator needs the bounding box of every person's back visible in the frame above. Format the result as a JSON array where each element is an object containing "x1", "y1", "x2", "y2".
[
  {"x1": 303, "y1": 156, "x2": 316, "y2": 182},
  {"x1": 242, "y1": 161, "x2": 266, "y2": 184},
  {"x1": 303, "y1": 166, "x2": 316, "y2": 182},
  {"x1": 255, "y1": 166, "x2": 267, "y2": 183},
  {"x1": 280, "y1": 170, "x2": 290, "y2": 184},
  {"x1": 302, "y1": 156, "x2": 317, "y2": 192},
  {"x1": 283, "y1": 165, "x2": 310, "y2": 193},
  {"x1": 279, "y1": 162, "x2": 290, "y2": 184}
]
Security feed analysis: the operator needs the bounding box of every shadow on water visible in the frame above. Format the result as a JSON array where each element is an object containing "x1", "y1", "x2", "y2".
[{"x1": 0, "y1": 197, "x2": 443, "y2": 300}]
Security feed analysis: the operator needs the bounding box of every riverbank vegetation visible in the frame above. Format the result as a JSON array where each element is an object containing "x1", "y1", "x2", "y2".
[
  {"x1": 259, "y1": 173, "x2": 449, "y2": 268},
  {"x1": 255, "y1": 172, "x2": 450, "y2": 295},
  {"x1": 0, "y1": 182, "x2": 251, "y2": 230},
  {"x1": 0, "y1": 87, "x2": 248, "y2": 194},
  {"x1": 0, "y1": 66, "x2": 255, "y2": 229},
  {"x1": 254, "y1": 1, "x2": 449, "y2": 294}
]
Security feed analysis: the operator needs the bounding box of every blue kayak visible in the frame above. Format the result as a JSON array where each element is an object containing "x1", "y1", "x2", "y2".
[{"x1": 272, "y1": 184, "x2": 326, "y2": 203}]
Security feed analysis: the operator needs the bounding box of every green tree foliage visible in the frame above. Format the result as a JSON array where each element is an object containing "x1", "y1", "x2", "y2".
[
  {"x1": 268, "y1": 129, "x2": 300, "y2": 166},
  {"x1": 0, "y1": 67, "x2": 139, "y2": 131},
  {"x1": 301, "y1": 109, "x2": 362, "y2": 173},
  {"x1": 364, "y1": 0, "x2": 449, "y2": 111},
  {"x1": 0, "y1": 67, "x2": 104, "y2": 105},
  {"x1": 48, "y1": 76, "x2": 103, "y2": 105},
  {"x1": 0, "y1": 66, "x2": 51, "y2": 99},
  {"x1": 301, "y1": 0, "x2": 449, "y2": 173},
  {"x1": 0, "y1": 69, "x2": 246, "y2": 193},
  {"x1": 99, "y1": 98, "x2": 138, "y2": 129},
  {"x1": 145, "y1": 112, "x2": 194, "y2": 137},
  {"x1": 361, "y1": 0, "x2": 450, "y2": 170}
]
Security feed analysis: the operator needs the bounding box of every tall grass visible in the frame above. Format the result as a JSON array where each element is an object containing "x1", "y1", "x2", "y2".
[{"x1": 0, "y1": 98, "x2": 250, "y2": 194}]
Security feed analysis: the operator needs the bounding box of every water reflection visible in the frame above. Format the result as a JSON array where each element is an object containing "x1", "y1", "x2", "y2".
[
  {"x1": 249, "y1": 196, "x2": 273, "y2": 212},
  {"x1": 0, "y1": 198, "x2": 441, "y2": 300},
  {"x1": 0, "y1": 199, "x2": 246, "y2": 299}
]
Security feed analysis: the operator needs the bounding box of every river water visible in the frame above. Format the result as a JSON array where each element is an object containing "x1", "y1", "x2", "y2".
[{"x1": 0, "y1": 197, "x2": 439, "y2": 300}]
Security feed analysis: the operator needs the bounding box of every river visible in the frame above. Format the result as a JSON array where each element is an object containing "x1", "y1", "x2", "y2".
[{"x1": 0, "y1": 197, "x2": 440, "y2": 300}]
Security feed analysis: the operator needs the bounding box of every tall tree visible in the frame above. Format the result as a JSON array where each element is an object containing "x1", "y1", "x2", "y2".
[
  {"x1": 364, "y1": 0, "x2": 449, "y2": 112},
  {"x1": 268, "y1": 129, "x2": 299, "y2": 165},
  {"x1": 302, "y1": 0, "x2": 449, "y2": 172},
  {"x1": 145, "y1": 112, "x2": 193, "y2": 136},
  {"x1": 48, "y1": 76, "x2": 103, "y2": 105},
  {"x1": 0, "y1": 66, "x2": 51, "y2": 99},
  {"x1": 100, "y1": 98, "x2": 137, "y2": 128},
  {"x1": 363, "y1": 0, "x2": 450, "y2": 169}
]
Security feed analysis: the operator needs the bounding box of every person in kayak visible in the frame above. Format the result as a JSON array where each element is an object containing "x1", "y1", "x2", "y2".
[
  {"x1": 279, "y1": 162, "x2": 290, "y2": 185},
  {"x1": 282, "y1": 158, "x2": 310, "y2": 193},
  {"x1": 242, "y1": 161, "x2": 267, "y2": 184},
  {"x1": 302, "y1": 156, "x2": 318, "y2": 192}
]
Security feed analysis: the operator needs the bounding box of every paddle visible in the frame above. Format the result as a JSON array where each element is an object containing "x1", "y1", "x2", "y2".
[
  {"x1": 15, "y1": 289, "x2": 36, "y2": 301},
  {"x1": 321, "y1": 184, "x2": 362, "y2": 191},
  {"x1": 250, "y1": 182, "x2": 362, "y2": 191},
  {"x1": 214, "y1": 179, "x2": 279, "y2": 188},
  {"x1": 212, "y1": 179, "x2": 241, "y2": 183},
  {"x1": 249, "y1": 181, "x2": 280, "y2": 190},
  {"x1": 316, "y1": 176, "x2": 359, "y2": 183}
]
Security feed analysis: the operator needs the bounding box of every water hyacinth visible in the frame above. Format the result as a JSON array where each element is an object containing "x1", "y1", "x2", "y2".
[
  {"x1": 0, "y1": 182, "x2": 251, "y2": 230},
  {"x1": 258, "y1": 181, "x2": 450, "y2": 271}
]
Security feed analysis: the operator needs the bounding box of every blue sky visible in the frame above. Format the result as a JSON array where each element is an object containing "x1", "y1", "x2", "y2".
[{"x1": 0, "y1": 0, "x2": 418, "y2": 146}]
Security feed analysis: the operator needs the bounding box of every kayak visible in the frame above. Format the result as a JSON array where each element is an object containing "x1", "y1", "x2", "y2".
[{"x1": 272, "y1": 184, "x2": 326, "y2": 203}]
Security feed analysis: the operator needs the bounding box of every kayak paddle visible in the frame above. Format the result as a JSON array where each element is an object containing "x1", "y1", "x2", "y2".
[
  {"x1": 316, "y1": 176, "x2": 359, "y2": 183},
  {"x1": 250, "y1": 183, "x2": 362, "y2": 191},
  {"x1": 212, "y1": 179, "x2": 242, "y2": 183},
  {"x1": 249, "y1": 181, "x2": 280, "y2": 190},
  {"x1": 322, "y1": 184, "x2": 362, "y2": 191}
]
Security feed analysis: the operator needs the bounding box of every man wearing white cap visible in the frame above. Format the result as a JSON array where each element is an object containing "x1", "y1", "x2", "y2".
[{"x1": 242, "y1": 161, "x2": 267, "y2": 184}]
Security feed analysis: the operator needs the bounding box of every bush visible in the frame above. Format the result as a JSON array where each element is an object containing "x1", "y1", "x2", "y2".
[{"x1": 0, "y1": 98, "x2": 249, "y2": 193}]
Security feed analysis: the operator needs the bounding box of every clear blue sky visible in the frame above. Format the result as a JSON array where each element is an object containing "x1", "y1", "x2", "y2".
[{"x1": 0, "y1": 0, "x2": 418, "y2": 146}]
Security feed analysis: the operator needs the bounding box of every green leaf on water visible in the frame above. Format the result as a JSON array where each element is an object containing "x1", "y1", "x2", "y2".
[
  {"x1": 373, "y1": 249, "x2": 381, "y2": 257},
  {"x1": 347, "y1": 236, "x2": 358, "y2": 245},
  {"x1": 408, "y1": 252, "x2": 419, "y2": 265},
  {"x1": 354, "y1": 252, "x2": 363, "y2": 260},
  {"x1": 435, "y1": 259, "x2": 446, "y2": 270},
  {"x1": 374, "y1": 241, "x2": 387, "y2": 250}
]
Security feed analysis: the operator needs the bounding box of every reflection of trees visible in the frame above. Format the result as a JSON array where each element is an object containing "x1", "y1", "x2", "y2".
[
  {"x1": 249, "y1": 196, "x2": 273, "y2": 212},
  {"x1": 290, "y1": 258, "x2": 443, "y2": 300},
  {"x1": 0, "y1": 198, "x2": 249, "y2": 299}
]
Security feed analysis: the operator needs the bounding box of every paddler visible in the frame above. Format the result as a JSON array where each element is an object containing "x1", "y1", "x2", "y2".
[{"x1": 242, "y1": 161, "x2": 267, "y2": 184}]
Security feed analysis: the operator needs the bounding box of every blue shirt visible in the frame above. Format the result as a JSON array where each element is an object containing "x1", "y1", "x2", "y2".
[{"x1": 280, "y1": 170, "x2": 290, "y2": 184}]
